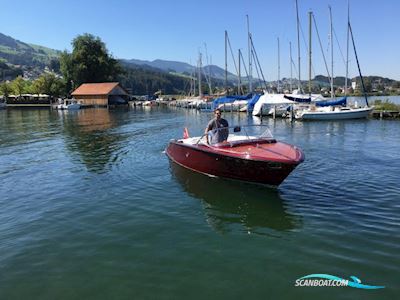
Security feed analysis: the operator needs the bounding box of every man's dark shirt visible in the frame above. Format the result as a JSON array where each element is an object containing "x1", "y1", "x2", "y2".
[{"x1": 206, "y1": 118, "x2": 229, "y2": 144}]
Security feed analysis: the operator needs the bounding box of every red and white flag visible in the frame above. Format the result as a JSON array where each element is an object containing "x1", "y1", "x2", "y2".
[{"x1": 183, "y1": 127, "x2": 189, "y2": 139}]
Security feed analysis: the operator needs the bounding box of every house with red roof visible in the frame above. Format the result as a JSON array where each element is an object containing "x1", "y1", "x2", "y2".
[{"x1": 71, "y1": 82, "x2": 129, "y2": 107}]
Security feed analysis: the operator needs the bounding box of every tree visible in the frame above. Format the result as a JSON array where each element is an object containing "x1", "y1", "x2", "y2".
[
  {"x1": 32, "y1": 73, "x2": 66, "y2": 97},
  {"x1": 60, "y1": 33, "x2": 123, "y2": 90},
  {"x1": 11, "y1": 76, "x2": 25, "y2": 97},
  {"x1": 32, "y1": 76, "x2": 45, "y2": 95},
  {"x1": 363, "y1": 77, "x2": 372, "y2": 93},
  {"x1": 60, "y1": 50, "x2": 74, "y2": 94},
  {"x1": 392, "y1": 81, "x2": 400, "y2": 89},
  {"x1": 50, "y1": 58, "x2": 60, "y2": 73},
  {"x1": 0, "y1": 81, "x2": 12, "y2": 98}
]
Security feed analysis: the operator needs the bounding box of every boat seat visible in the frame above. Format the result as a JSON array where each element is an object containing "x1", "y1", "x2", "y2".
[{"x1": 213, "y1": 138, "x2": 276, "y2": 148}]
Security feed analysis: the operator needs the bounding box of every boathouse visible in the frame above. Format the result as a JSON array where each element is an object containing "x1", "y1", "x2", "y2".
[{"x1": 71, "y1": 82, "x2": 129, "y2": 107}]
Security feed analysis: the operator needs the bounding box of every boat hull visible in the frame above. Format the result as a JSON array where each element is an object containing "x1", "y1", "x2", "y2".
[
  {"x1": 166, "y1": 141, "x2": 303, "y2": 186},
  {"x1": 297, "y1": 107, "x2": 373, "y2": 120}
]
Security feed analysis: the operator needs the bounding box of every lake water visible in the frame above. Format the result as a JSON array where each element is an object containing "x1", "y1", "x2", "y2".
[{"x1": 0, "y1": 107, "x2": 399, "y2": 299}]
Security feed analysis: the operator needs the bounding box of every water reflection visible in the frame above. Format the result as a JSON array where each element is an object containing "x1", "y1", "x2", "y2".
[
  {"x1": 61, "y1": 109, "x2": 126, "y2": 173},
  {"x1": 0, "y1": 109, "x2": 60, "y2": 147},
  {"x1": 170, "y1": 162, "x2": 301, "y2": 235}
]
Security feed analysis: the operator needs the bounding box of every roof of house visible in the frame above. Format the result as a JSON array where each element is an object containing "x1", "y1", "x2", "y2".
[{"x1": 71, "y1": 82, "x2": 122, "y2": 96}]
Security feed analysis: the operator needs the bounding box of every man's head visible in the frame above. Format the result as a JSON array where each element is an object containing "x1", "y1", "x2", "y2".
[{"x1": 214, "y1": 109, "x2": 222, "y2": 120}]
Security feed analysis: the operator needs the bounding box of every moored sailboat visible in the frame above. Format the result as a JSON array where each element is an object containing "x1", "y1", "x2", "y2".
[{"x1": 295, "y1": 4, "x2": 373, "y2": 120}]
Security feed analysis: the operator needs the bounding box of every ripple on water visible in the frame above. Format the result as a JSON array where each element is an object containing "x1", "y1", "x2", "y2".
[{"x1": 0, "y1": 109, "x2": 399, "y2": 298}]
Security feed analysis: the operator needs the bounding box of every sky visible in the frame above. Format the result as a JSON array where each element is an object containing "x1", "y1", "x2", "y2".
[{"x1": 1, "y1": 0, "x2": 399, "y2": 80}]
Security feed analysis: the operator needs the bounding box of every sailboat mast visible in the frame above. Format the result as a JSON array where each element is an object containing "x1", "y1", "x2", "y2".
[
  {"x1": 289, "y1": 42, "x2": 293, "y2": 93},
  {"x1": 209, "y1": 55, "x2": 212, "y2": 95},
  {"x1": 329, "y1": 6, "x2": 334, "y2": 98},
  {"x1": 295, "y1": 0, "x2": 301, "y2": 91},
  {"x1": 308, "y1": 11, "x2": 312, "y2": 96},
  {"x1": 204, "y1": 43, "x2": 212, "y2": 95},
  {"x1": 345, "y1": 0, "x2": 350, "y2": 96},
  {"x1": 247, "y1": 15, "x2": 252, "y2": 92},
  {"x1": 238, "y1": 49, "x2": 242, "y2": 95},
  {"x1": 277, "y1": 37, "x2": 280, "y2": 93},
  {"x1": 193, "y1": 68, "x2": 196, "y2": 96},
  {"x1": 225, "y1": 30, "x2": 228, "y2": 92},
  {"x1": 190, "y1": 59, "x2": 196, "y2": 96},
  {"x1": 349, "y1": 23, "x2": 369, "y2": 107},
  {"x1": 198, "y1": 52, "x2": 202, "y2": 97}
]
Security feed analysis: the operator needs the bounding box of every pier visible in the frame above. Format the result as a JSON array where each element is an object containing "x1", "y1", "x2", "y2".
[{"x1": 372, "y1": 110, "x2": 400, "y2": 119}]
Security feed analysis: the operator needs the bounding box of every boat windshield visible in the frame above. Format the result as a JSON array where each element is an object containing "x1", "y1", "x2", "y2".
[{"x1": 196, "y1": 125, "x2": 273, "y2": 146}]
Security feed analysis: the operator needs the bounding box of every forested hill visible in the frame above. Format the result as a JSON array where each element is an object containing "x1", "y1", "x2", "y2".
[
  {"x1": 0, "y1": 32, "x2": 60, "y2": 68},
  {"x1": 118, "y1": 62, "x2": 191, "y2": 95},
  {"x1": 118, "y1": 61, "x2": 226, "y2": 95},
  {"x1": 0, "y1": 32, "x2": 227, "y2": 94},
  {"x1": 313, "y1": 74, "x2": 396, "y2": 87},
  {"x1": 123, "y1": 58, "x2": 238, "y2": 82}
]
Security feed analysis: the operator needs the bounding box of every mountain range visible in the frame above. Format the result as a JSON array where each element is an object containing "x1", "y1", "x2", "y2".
[
  {"x1": 0, "y1": 31, "x2": 236, "y2": 83},
  {"x1": 121, "y1": 59, "x2": 238, "y2": 82},
  {"x1": 0, "y1": 32, "x2": 60, "y2": 67}
]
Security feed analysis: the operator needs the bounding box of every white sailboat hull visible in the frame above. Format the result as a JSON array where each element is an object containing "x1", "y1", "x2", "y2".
[
  {"x1": 296, "y1": 107, "x2": 373, "y2": 120},
  {"x1": 252, "y1": 92, "x2": 323, "y2": 116}
]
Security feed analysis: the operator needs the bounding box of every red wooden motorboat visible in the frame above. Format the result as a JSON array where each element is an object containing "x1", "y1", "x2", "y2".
[{"x1": 166, "y1": 125, "x2": 304, "y2": 186}]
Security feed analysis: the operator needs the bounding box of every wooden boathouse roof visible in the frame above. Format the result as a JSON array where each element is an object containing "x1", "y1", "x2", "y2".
[{"x1": 71, "y1": 82, "x2": 128, "y2": 96}]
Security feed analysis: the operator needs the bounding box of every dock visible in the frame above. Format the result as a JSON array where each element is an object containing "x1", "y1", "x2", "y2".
[{"x1": 371, "y1": 110, "x2": 400, "y2": 119}]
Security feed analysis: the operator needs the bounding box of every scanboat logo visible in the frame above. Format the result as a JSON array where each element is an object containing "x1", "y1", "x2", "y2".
[{"x1": 295, "y1": 274, "x2": 385, "y2": 289}]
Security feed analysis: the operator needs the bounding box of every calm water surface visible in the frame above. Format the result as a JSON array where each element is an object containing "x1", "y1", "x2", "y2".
[{"x1": 0, "y1": 107, "x2": 399, "y2": 299}]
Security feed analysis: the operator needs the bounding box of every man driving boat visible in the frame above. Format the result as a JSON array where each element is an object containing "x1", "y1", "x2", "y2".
[{"x1": 205, "y1": 108, "x2": 229, "y2": 144}]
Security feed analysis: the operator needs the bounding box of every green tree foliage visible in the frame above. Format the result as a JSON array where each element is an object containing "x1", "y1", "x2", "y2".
[
  {"x1": 60, "y1": 50, "x2": 73, "y2": 93},
  {"x1": 0, "y1": 74, "x2": 65, "y2": 97},
  {"x1": 31, "y1": 73, "x2": 65, "y2": 96},
  {"x1": 374, "y1": 99, "x2": 400, "y2": 111},
  {"x1": 0, "y1": 81, "x2": 12, "y2": 98},
  {"x1": 392, "y1": 81, "x2": 400, "y2": 89},
  {"x1": 363, "y1": 77, "x2": 372, "y2": 93},
  {"x1": 60, "y1": 34, "x2": 123, "y2": 91},
  {"x1": 31, "y1": 77, "x2": 44, "y2": 95},
  {"x1": 11, "y1": 76, "x2": 25, "y2": 96}
]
